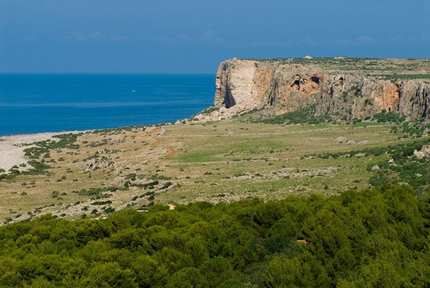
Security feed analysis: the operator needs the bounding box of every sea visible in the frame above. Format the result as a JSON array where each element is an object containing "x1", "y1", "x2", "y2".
[{"x1": 0, "y1": 74, "x2": 215, "y2": 136}]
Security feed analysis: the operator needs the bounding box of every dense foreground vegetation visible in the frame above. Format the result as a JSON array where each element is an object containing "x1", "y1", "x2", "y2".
[{"x1": 0, "y1": 184, "x2": 429, "y2": 287}]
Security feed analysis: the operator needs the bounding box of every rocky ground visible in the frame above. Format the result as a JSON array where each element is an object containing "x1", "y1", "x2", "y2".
[{"x1": 0, "y1": 116, "x2": 409, "y2": 226}]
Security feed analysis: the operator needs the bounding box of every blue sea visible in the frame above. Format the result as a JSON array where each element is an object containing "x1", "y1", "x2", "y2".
[{"x1": 0, "y1": 74, "x2": 215, "y2": 136}]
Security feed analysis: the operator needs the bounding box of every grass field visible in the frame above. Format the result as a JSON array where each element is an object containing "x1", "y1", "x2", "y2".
[{"x1": 0, "y1": 115, "x2": 427, "y2": 225}]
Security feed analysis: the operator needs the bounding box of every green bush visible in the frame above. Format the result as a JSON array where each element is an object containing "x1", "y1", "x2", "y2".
[{"x1": 0, "y1": 185, "x2": 428, "y2": 287}]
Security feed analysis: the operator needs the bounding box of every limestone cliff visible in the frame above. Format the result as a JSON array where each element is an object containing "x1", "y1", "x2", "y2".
[{"x1": 197, "y1": 58, "x2": 430, "y2": 122}]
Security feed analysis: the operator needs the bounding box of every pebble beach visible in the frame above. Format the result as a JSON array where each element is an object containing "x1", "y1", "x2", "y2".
[{"x1": 0, "y1": 132, "x2": 62, "y2": 172}]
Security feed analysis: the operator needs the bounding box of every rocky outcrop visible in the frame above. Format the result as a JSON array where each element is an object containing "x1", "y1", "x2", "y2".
[{"x1": 200, "y1": 58, "x2": 430, "y2": 121}]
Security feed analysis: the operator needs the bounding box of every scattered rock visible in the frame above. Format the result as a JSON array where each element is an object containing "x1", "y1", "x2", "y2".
[
  {"x1": 193, "y1": 114, "x2": 203, "y2": 121},
  {"x1": 357, "y1": 141, "x2": 369, "y2": 145},
  {"x1": 414, "y1": 150, "x2": 426, "y2": 159},
  {"x1": 318, "y1": 167, "x2": 337, "y2": 175},
  {"x1": 347, "y1": 140, "x2": 356, "y2": 145},
  {"x1": 371, "y1": 165, "x2": 380, "y2": 171},
  {"x1": 112, "y1": 177, "x2": 131, "y2": 188},
  {"x1": 86, "y1": 157, "x2": 115, "y2": 171},
  {"x1": 335, "y1": 136, "x2": 348, "y2": 143},
  {"x1": 414, "y1": 145, "x2": 430, "y2": 159},
  {"x1": 279, "y1": 168, "x2": 296, "y2": 173},
  {"x1": 421, "y1": 145, "x2": 430, "y2": 154}
]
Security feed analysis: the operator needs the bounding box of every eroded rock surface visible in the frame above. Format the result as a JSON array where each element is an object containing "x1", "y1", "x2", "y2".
[{"x1": 200, "y1": 58, "x2": 430, "y2": 121}]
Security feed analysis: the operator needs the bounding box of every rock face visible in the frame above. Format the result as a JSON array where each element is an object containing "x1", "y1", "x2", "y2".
[{"x1": 203, "y1": 58, "x2": 430, "y2": 121}]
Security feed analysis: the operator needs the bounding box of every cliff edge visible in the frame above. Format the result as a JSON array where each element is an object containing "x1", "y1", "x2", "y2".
[{"x1": 196, "y1": 58, "x2": 430, "y2": 122}]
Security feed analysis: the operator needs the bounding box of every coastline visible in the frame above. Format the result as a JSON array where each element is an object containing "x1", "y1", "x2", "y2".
[
  {"x1": 0, "y1": 131, "x2": 83, "y2": 172},
  {"x1": 0, "y1": 118, "x2": 193, "y2": 174}
]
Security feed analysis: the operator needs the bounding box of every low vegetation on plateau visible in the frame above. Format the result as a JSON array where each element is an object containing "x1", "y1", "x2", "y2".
[{"x1": 1, "y1": 108, "x2": 430, "y2": 286}]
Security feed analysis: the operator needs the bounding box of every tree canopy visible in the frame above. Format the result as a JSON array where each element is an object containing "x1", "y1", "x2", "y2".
[{"x1": 0, "y1": 184, "x2": 429, "y2": 287}]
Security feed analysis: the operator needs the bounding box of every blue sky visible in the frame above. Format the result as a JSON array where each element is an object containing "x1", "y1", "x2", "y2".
[{"x1": 1, "y1": 0, "x2": 429, "y2": 73}]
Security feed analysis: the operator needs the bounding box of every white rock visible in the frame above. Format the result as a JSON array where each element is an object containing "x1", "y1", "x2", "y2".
[
  {"x1": 371, "y1": 165, "x2": 380, "y2": 171},
  {"x1": 414, "y1": 150, "x2": 426, "y2": 159},
  {"x1": 279, "y1": 168, "x2": 296, "y2": 173},
  {"x1": 335, "y1": 136, "x2": 348, "y2": 143}
]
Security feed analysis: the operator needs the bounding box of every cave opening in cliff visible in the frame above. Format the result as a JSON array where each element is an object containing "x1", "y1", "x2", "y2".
[
  {"x1": 291, "y1": 75, "x2": 301, "y2": 90},
  {"x1": 224, "y1": 85, "x2": 236, "y2": 108},
  {"x1": 311, "y1": 76, "x2": 321, "y2": 85},
  {"x1": 291, "y1": 80, "x2": 300, "y2": 91}
]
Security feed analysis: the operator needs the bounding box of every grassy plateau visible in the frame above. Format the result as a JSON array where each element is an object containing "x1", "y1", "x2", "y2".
[{"x1": 1, "y1": 111, "x2": 428, "y2": 225}]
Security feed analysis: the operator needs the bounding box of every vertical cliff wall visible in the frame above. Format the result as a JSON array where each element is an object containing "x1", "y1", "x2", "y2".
[{"x1": 200, "y1": 58, "x2": 430, "y2": 122}]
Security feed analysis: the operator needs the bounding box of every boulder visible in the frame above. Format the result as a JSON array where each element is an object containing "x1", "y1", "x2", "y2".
[
  {"x1": 112, "y1": 177, "x2": 131, "y2": 189},
  {"x1": 279, "y1": 168, "x2": 297, "y2": 173},
  {"x1": 414, "y1": 150, "x2": 426, "y2": 159},
  {"x1": 371, "y1": 165, "x2": 381, "y2": 171},
  {"x1": 318, "y1": 169, "x2": 332, "y2": 175},
  {"x1": 335, "y1": 136, "x2": 348, "y2": 143}
]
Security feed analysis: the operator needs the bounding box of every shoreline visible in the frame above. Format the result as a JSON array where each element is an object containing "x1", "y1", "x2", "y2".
[
  {"x1": 0, "y1": 123, "x2": 177, "y2": 173},
  {"x1": 0, "y1": 131, "x2": 85, "y2": 172},
  {"x1": 0, "y1": 112, "x2": 199, "y2": 174}
]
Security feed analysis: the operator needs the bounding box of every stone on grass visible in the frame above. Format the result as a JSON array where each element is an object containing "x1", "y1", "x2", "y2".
[
  {"x1": 371, "y1": 165, "x2": 380, "y2": 171},
  {"x1": 335, "y1": 136, "x2": 348, "y2": 143}
]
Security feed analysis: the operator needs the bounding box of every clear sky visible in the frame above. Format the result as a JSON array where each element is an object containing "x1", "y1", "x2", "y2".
[{"x1": 1, "y1": 0, "x2": 429, "y2": 74}]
